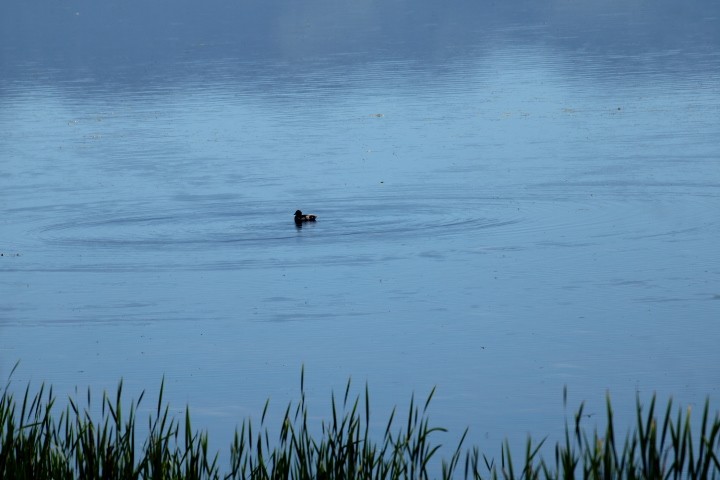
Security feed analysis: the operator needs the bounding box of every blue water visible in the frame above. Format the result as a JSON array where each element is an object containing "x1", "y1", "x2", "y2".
[{"x1": 2, "y1": 0, "x2": 719, "y2": 464}]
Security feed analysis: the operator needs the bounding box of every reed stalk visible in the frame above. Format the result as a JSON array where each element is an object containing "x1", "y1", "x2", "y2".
[{"x1": 1, "y1": 367, "x2": 719, "y2": 479}]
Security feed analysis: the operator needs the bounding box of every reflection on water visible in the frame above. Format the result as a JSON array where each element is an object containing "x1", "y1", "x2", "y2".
[{"x1": 1, "y1": 0, "x2": 720, "y2": 462}]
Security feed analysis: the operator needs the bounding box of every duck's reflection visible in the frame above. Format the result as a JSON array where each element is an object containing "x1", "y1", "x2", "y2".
[{"x1": 294, "y1": 221, "x2": 318, "y2": 230}]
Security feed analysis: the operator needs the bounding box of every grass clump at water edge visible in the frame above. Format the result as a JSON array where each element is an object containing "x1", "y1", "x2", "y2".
[{"x1": 1, "y1": 366, "x2": 720, "y2": 479}]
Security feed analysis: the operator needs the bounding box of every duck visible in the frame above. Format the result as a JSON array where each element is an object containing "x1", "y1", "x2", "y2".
[{"x1": 294, "y1": 210, "x2": 317, "y2": 224}]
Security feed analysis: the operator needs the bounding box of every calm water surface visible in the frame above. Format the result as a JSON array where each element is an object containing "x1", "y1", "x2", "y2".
[{"x1": 1, "y1": 0, "x2": 719, "y2": 462}]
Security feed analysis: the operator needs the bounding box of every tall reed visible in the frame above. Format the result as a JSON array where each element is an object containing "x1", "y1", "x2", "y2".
[{"x1": 1, "y1": 366, "x2": 719, "y2": 479}]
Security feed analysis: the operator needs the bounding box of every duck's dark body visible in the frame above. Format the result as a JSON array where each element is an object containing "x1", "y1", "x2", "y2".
[{"x1": 294, "y1": 210, "x2": 317, "y2": 224}]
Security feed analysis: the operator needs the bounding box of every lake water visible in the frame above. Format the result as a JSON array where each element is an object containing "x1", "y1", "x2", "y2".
[{"x1": 1, "y1": 0, "x2": 719, "y2": 465}]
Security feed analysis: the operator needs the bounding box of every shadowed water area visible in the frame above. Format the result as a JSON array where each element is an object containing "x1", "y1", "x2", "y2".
[{"x1": 1, "y1": 0, "x2": 720, "y2": 461}]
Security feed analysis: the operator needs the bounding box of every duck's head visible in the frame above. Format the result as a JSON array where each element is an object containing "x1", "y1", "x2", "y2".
[{"x1": 294, "y1": 210, "x2": 303, "y2": 217}]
